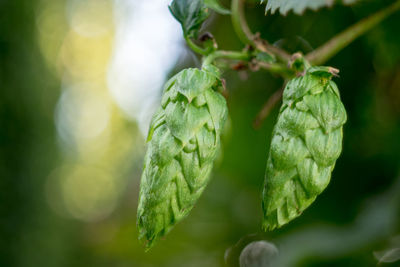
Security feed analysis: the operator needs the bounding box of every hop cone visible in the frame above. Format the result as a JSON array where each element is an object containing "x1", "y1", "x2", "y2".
[
  {"x1": 137, "y1": 65, "x2": 228, "y2": 248},
  {"x1": 262, "y1": 66, "x2": 347, "y2": 230}
]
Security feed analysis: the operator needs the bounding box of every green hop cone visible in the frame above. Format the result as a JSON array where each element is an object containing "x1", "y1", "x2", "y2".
[
  {"x1": 262, "y1": 66, "x2": 347, "y2": 230},
  {"x1": 137, "y1": 65, "x2": 228, "y2": 248}
]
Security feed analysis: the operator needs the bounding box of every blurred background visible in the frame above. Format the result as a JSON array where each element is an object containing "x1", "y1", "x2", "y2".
[{"x1": 0, "y1": 0, "x2": 399, "y2": 266}]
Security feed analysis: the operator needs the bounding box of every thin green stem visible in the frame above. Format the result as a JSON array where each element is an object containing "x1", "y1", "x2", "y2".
[
  {"x1": 253, "y1": 86, "x2": 284, "y2": 129},
  {"x1": 184, "y1": 36, "x2": 208, "y2": 55},
  {"x1": 202, "y1": 50, "x2": 251, "y2": 66},
  {"x1": 306, "y1": 0, "x2": 400, "y2": 65},
  {"x1": 202, "y1": 49, "x2": 293, "y2": 78},
  {"x1": 258, "y1": 62, "x2": 295, "y2": 78},
  {"x1": 231, "y1": 0, "x2": 253, "y2": 44},
  {"x1": 231, "y1": 0, "x2": 290, "y2": 63}
]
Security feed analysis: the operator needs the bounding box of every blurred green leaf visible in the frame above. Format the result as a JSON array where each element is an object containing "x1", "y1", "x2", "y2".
[
  {"x1": 255, "y1": 51, "x2": 276, "y2": 63},
  {"x1": 169, "y1": 0, "x2": 209, "y2": 38},
  {"x1": 374, "y1": 248, "x2": 400, "y2": 263}
]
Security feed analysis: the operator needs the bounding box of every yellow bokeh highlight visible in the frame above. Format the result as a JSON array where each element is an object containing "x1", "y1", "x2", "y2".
[
  {"x1": 60, "y1": 32, "x2": 112, "y2": 81},
  {"x1": 61, "y1": 165, "x2": 118, "y2": 222},
  {"x1": 68, "y1": 0, "x2": 114, "y2": 37},
  {"x1": 40, "y1": 0, "x2": 142, "y2": 222}
]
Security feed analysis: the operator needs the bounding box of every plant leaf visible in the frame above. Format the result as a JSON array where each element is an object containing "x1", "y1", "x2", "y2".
[
  {"x1": 204, "y1": 0, "x2": 231, "y2": 15},
  {"x1": 256, "y1": 51, "x2": 276, "y2": 63},
  {"x1": 374, "y1": 248, "x2": 400, "y2": 263},
  {"x1": 261, "y1": 0, "x2": 359, "y2": 15},
  {"x1": 169, "y1": 0, "x2": 209, "y2": 38}
]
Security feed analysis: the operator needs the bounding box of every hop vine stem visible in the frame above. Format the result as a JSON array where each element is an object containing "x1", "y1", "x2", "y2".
[
  {"x1": 253, "y1": 86, "x2": 284, "y2": 129},
  {"x1": 202, "y1": 50, "x2": 293, "y2": 77},
  {"x1": 231, "y1": 0, "x2": 291, "y2": 62},
  {"x1": 202, "y1": 50, "x2": 250, "y2": 66},
  {"x1": 230, "y1": 0, "x2": 400, "y2": 66},
  {"x1": 186, "y1": 0, "x2": 400, "y2": 77},
  {"x1": 184, "y1": 36, "x2": 208, "y2": 55},
  {"x1": 306, "y1": 0, "x2": 400, "y2": 65},
  {"x1": 231, "y1": 0, "x2": 253, "y2": 44}
]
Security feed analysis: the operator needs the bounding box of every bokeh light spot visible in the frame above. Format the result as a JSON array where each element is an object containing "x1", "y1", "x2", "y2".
[{"x1": 61, "y1": 165, "x2": 118, "y2": 222}]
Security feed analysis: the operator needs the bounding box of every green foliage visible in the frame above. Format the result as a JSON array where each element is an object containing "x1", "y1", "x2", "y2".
[
  {"x1": 169, "y1": 0, "x2": 229, "y2": 38},
  {"x1": 169, "y1": 0, "x2": 209, "y2": 38},
  {"x1": 262, "y1": 0, "x2": 334, "y2": 15},
  {"x1": 262, "y1": 66, "x2": 347, "y2": 230},
  {"x1": 255, "y1": 51, "x2": 276, "y2": 63},
  {"x1": 261, "y1": 0, "x2": 359, "y2": 15},
  {"x1": 137, "y1": 66, "x2": 228, "y2": 248}
]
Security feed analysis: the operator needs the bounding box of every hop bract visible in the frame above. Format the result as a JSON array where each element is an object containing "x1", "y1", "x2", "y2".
[
  {"x1": 262, "y1": 66, "x2": 347, "y2": 230},
  {"x1": 137, "y1": 65, "x2": 228, "y2": 248}
]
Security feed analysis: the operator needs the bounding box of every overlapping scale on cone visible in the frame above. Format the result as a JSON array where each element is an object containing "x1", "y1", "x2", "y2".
[
  {"x1": 137, "y1": 66, "x2": 227, "y2": 248},
  {"x1": 262, "y1": 66, "x2": 347, "y2": 230}
]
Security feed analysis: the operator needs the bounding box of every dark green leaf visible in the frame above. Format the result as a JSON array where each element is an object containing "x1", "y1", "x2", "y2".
[{"x1": 169, "y1": 0, "x2": 209, "y2": 38}]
